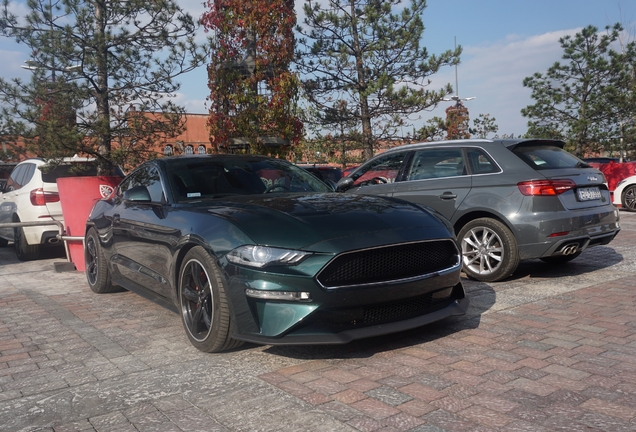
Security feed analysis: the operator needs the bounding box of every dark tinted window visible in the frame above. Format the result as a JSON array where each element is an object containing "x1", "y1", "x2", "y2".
[
  {"x1": 466, "y1": 148, "x2": 500, "y2": 174},
  {"x1": 6, "y1": 164, "x2": 27, "y2": 190},
  {"x1": 512, "y1": 145, "x2": 581, "y2": 170},
  {"x1": 167, "y1": 157, "x2": 331, "y2": 201},
  {"x1": 407, "y1": 148, "x2": 465, "y2": 180},
  {"x1": 351, "y1": 152, "x2": 407, "y2": 186},
  {"x1": 303, "y1": 167, "x2": 343, "y2": 183}
]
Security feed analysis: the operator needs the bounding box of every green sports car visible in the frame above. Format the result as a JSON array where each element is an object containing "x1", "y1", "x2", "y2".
[{"x1": 85, "y1": 155, "x2": 468, "y2": 352}]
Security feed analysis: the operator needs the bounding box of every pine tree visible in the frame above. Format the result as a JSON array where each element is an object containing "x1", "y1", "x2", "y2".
[
  {"x1": 0, "y1": 0, "x2": 207, "y2": 172},
  {"x1": 296, "y1": 0, "x2": 460, "y2": 160},
  {"x1": 521, "y1": 24, "x2": 636, "y2": 157}
]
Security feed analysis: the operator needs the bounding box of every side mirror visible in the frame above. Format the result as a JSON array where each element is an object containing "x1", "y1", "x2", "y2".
[
  {"x1": 123, "y1": 185, "x2": 151, "y2": 202},
  {"x1": 335, "y1": 177, "x2": 354, "y2": 192}
]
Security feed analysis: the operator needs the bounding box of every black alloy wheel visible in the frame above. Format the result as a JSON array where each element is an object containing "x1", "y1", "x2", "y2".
[
  {"x1": 178, "y1": 246, "x2": 243, "y2": 353},
  {"x1": 85, "y1": 228, "x2": 118, "y2": 293}
]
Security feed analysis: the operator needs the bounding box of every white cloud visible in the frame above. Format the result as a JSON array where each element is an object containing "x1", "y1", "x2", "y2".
[{"x1": 424, "y1": 29, "x2": 580, "y2": 136}]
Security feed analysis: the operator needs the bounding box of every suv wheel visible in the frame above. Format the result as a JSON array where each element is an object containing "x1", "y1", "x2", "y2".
[
  {"x1": 458, "y1": 218, "x2": 519, "y2": 282},
  {"x1": 622, "y1": 185, "x2": 636, "y2": 212},
  {"x1": 14, "y1": 219, "x2": 40, "y2": 261}
]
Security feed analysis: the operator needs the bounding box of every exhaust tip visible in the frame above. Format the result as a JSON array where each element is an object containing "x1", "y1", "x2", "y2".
[{"x1": 560, "y1": 244, "x2": 579, "y2": 255}]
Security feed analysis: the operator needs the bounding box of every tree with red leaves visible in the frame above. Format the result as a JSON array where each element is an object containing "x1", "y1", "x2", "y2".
[{"x1": 201, "y1": 0, "x2": 302, "y2": 154}]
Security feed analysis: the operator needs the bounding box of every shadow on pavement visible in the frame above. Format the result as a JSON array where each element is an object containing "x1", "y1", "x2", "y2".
[{"x1": 504, "y1": 245, "x2": 622, "y2": 281}]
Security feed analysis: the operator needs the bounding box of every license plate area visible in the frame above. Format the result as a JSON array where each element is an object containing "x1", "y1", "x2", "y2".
[{"x1": 577, "y1": 186, "x2": 602, "y2": 201}]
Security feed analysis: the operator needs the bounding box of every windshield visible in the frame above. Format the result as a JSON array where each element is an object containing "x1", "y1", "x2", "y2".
[{"x1": 168, "y1": 157, "x2": 332, "y2": 201}]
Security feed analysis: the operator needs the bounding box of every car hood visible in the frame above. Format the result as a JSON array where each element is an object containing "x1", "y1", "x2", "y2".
[{"x1": 190, "y1": 193, "x2": 452, "y2": 251}]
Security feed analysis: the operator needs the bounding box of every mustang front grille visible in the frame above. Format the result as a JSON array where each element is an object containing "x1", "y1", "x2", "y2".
[{"x1": 316, "y1": 240, "x2": 459, "y2": 288}]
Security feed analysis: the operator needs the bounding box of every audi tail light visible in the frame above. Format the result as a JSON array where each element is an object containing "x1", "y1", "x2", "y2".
[{"x1": 517, "y1": 180, "x2": 576, "y2": 196}]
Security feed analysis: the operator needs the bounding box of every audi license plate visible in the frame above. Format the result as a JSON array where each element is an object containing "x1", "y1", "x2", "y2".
[{"x1": 577, "y1": 187, "x2": 602, "y2": 201}]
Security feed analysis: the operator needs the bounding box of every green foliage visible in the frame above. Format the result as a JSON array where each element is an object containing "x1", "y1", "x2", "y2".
[
  {"x1": 470, "y1": 113, "x2": 499, "y2": 139},
  {"x1": 0, "y1": 0, "x2": 208, "y2": 173},
  {"x1": 521, "y1": 23, "x2": 636, "y2": 157},
  {"x1": 413, "y1": 117, "x2": 447, "y2": 142},
  {"x1": 296, "y1": 0, "x2": 460, "y2": 160},
  {"x1": 202, "y1": 0, "x2": 302, "y2": 156}
]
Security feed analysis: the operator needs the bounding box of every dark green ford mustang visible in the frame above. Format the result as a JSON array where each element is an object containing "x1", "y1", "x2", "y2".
[{"x1": 85, "y1": 155, "x2": 468, "y2": 352}]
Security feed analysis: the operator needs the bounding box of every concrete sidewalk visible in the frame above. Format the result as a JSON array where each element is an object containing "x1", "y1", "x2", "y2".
[{"x1": 1, "y1": 213, "x2": 636, "y2": 431}]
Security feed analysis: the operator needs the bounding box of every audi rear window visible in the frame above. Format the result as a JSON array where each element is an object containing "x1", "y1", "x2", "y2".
[{"x1": 512, "y1": 145, "x2": 583, "y2": 170}]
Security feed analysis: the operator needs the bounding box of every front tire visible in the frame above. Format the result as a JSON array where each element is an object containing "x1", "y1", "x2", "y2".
[
  {"x1": 178, "y1": 246, "x2": 243, "y2": 353},
  {"x1": 458, "y1": 218, "x2": 519, "y2": 282},
  {"x1": 14, "y1": 220, "x2": 40, "y2": 261},
  {"x1": 622, "y1": 185, "x2": 636, "y2": 212},
  {"x1": 85, "y1": 228, "x2": 118, "y2": 293}
]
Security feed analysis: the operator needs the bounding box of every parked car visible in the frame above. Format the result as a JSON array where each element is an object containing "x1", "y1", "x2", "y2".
[
  {"x1": 84, "y1": 154, "x2": 468, "y2": 352},
  {"x1": 612, "y1": 174, "x2": 636, "y2": 211},
  {"x1": 297, "y1": 164, "x2": 343, "y2": 185},
  {"x1": 336, "y1": 139, "x2": 621, "y2": 282},
  {"x1": 0, "y1": 157, "x2": 124, "y2": 260}
]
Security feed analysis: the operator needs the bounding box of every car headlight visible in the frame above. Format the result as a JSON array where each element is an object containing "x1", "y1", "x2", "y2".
[{"x1": 226, "y1": 245, "x2": 311, "y2": 268}]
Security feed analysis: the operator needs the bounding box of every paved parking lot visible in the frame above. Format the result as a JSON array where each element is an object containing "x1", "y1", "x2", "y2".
[{"x1": 1, "y1": 212, "x2": 636, "y2": 431}]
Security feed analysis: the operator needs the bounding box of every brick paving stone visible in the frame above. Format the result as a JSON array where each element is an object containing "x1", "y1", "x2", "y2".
[
  {"x1": 429, "y1": 396, "x2": 473, "y2": 413},
  {"x1": 333, "y1": 389, "x2": 368, "y2": 404},
  {"x1": 346, "y1": 416, "x2": 384, "y2": 432},
  {"x1": 458, "y1": 405, "x2": 514, "y2": 428},
  {"x1": 396, "y1": 399, "x2": 437, "y2": 417},
  {"x1": 365, "y1": 386, "x2": 413, "y2": 406},
  {"x1": 541, "y1": 363, "x2": 591, "y2": 381},
  {"x1": 322, "y1": 368, "x2": 363, "y2": 384},
  {"x1": 399, "y1": 383, "x2": 446, "y2": 402},
  {"x1": 421, "y1": 409, "x2": 475, "y2": 431},
  {"x1": 579, "y1": 397, "x2": 635, "y2": 421},
  {"x1": 350, "y1": 398, "x2": 402, "y2": 420},
  {"x1": 299, "y1": 391, "x2": 333, "y2": 405},
  {"x1": 382, "y1": 412, "x2": 425, "y2": 430}
]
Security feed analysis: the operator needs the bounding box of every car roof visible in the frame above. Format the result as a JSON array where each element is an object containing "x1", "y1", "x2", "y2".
[{"x1": 379, "y1": 138, "x2": 566, "y2": 156}]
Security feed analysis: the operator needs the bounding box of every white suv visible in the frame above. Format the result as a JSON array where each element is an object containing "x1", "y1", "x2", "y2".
[{"x1": 0, "y1": 157, "x2": 123, "y2": 260}]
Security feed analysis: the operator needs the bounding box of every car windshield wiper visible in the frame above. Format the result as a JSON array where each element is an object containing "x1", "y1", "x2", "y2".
[{"x1": 575, "y1": 161, "x2": 591, "y2": 168}]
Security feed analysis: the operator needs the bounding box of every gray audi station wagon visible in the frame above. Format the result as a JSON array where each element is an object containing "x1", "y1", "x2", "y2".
[{"x1": 336, "y1": 139, "x2": 620, "y2": 282}]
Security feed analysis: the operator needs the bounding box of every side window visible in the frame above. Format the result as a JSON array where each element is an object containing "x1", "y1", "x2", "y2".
[
  {"x1": 466, "y1": 148, "x2": 499, "y2": 174},
  {"x1": 119, "y1": 166, "x2": 165, "y2": 203},
  {"x1": 6, "y1": 164, "x2": 27, "y2": 190},
  {"x1": 351, "y1": 152, "x2": 407, "y2": 186},
  {"x1": 407, "y1": 148, "x2": 465, "y2": 180},
  {"x1": 22, "y1": 163, "x2": 37, "y2": 186}
]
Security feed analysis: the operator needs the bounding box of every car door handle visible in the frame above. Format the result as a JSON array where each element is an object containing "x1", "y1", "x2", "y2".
[{"x1": 439, "y1": 192, "x2": 457, "y2": 200}]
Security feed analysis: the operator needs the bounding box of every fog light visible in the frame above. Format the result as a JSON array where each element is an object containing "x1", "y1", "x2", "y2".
[{"x1": 245, "y1": 289, "x2": 312, "y2": 302}]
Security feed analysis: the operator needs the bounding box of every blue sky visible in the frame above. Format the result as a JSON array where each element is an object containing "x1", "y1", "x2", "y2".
[{"x1": 1, "y1": 0, "x2": 635, "y2": 138}]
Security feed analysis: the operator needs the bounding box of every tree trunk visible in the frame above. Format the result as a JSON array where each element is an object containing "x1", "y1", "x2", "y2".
[
  {"x1": 349, "y1": 0, "x2": 374, "y2": 161},
  {"x1": 94, "y1": 0, "x2": 112, "y2": 175}
]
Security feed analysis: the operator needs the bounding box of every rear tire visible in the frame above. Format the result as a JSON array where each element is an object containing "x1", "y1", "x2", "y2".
[
  {"x1": 621, "y1": 185, "x2": 636, "y2": 212},
  {"x1": 458, "y1": 218, "x2": 519, "y2": 282},
  {"x1": 85, "y1": 228, "x2": 119, "y2": 293},
  {"x1": 178, "y1": 246, "x2": 243, "y2": 353},
  {"x1": 14, "y1": 220, "x2": 40, "y2": 261}
]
